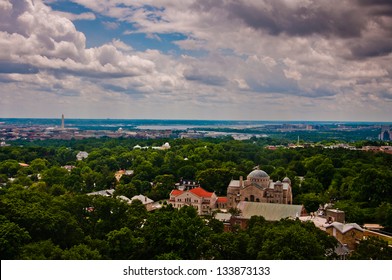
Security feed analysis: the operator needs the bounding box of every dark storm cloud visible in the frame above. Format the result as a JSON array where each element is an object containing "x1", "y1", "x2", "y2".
[
  {"x1": 231, "y1": 1, "x2": 364, "y2": 38},
  {"x1": 193, "y1": 0, "x2": 392, "y2": 59},
  {"x1": 357, "y1": 0, "x2": 392, "y2": 16},
  {"x1": 193, "y1": 0, "x2": 365, "y2": 38},
  {"x1": 348, "y1": 38, "x2": 392, "y2": 58},
  {"x1": 358, "y1": 0, "x2": 392, "y2": 6},
  {"x1": 380, "y1": 91, "x2": 392, "y2": 101}
]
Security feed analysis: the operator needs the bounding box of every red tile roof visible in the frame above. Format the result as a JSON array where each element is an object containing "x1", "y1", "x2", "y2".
[
  {"x1": 170, "y1": 189, "x2": 183, "y2": 196},
  {"x1": 217, "y1": 197, "x2": 228, "y2": 203},
  {"x1": 170, "y1": 187, "x2": 214, "y2": 198},
  {"x1": 189, "y1": 187, "x2": 214, "y2": 198}
]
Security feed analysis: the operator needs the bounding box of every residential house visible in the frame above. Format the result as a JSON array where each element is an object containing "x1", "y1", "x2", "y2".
[
  {"x1": 115, "y1": 169, "x2": 134, "y2": 182},
  {"x1": 130, "y1": 194, "x2": 155, "y2": 211},
  {"x1": 76, "y1": 151, "x2": 89, "y2": 161}
]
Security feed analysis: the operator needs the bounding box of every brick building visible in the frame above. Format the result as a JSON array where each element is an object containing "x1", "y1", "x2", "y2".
[
  {"x1": 169, "y1": 187, "x2": 219, "y2": 215},
  {"x1": 325, "y1": 222, "x2": 364, "y2": 250},
  {"x1": 227, "y1": 169, "x2": 293, "y2": 209}
]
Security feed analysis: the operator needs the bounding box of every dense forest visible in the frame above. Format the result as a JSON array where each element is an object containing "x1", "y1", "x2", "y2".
[{"x1": 1, "y1": 137, "x2": 392, "y2": 259}]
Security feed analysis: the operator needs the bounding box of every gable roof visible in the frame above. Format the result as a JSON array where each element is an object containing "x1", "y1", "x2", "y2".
[
  {"x1": 170, "y1": 187, "x2": 214, "y2": 198},
  {"x1": 217, "y1": 197, "x2": 228, "y2": 203},
  {"x1": 325, "y1": 222, "x2": 363, "y2": 233},
  {"x1": 131, "y1": 194, "x2": 154, "y2": 204},
  {"x1": 189, "y1": 187, "x2": 214, "y2": 198},
  {"x1": 170, "y1": 189, "x2": 183, "y2": 196},
  {"x1": 237, "y1": 201, "x2": 304, "y2": 221}
]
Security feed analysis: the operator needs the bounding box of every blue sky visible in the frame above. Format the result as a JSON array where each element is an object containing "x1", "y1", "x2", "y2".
[{"x1": 1, "y1": 0, "x2": 392, "y2": 121}]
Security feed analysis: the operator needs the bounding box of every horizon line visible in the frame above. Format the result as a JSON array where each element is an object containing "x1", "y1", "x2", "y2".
[{"x1": 0, "y1": 117, "x2": 392, "y2": 124}]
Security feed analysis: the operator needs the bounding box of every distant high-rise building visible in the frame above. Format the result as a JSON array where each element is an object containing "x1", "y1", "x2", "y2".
[
  {"x1": 379, "y1": 126, "x2": 392, "y2": 141},
  {"x1": 61, "y1": 114, "x2": 65, "y2": 130}
]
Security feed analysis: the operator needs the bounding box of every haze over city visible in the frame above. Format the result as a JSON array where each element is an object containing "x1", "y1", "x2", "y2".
[{"x1": 1, "y1": 0, "x2": 392, "y2": 121}]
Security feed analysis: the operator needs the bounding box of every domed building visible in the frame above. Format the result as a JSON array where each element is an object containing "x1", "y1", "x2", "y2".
[{"x1": 227, "y1": 168, "x2": 292, "y2": 208}]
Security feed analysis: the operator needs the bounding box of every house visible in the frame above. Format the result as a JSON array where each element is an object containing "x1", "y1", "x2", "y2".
[
  {"x1": 87, "y1": 189, "x2": 115, "y2": 197},
  {"x1": 62, "y1": 165, "x2": 76, "y2": 172},
  {"x1": 130, "y1": 194, "x2": 154, "y2": 211},
  {"x1": 115, "y1": 169, "x2": 134, "y2": 182},
  {"x1": 76, "y1": 151, "x2": 89, "y2": 161},
  {"x1": 214, "y1": 212, "x2": 233, "y2": 232},
  {"x1": 216, "y1": 197, "x2": 228, "y2": 209},
  {"x1": 325, "y1": 222, "x2": 364, "y2": 251},
  {"x1": 169, "y1": 186, "x2": 218, "y2": 215}
]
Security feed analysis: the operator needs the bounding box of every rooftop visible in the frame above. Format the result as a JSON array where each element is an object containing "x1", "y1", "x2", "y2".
[
  {"x1": 325, "y1": 222, "x2": 363, "y2": 233},
  {"x1": 170, "y1": 186, "x2": 214, "y2": 198},
  {"x1": 237, "y1": 201, "x2": 304, "y2": 221}
]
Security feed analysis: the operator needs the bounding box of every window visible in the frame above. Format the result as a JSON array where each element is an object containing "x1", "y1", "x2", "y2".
[{"x1": 250, "y1": 195, "x2": 255, "y2": 202}]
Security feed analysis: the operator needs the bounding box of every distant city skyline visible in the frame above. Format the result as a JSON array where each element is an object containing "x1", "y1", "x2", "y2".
[{"x1": 1, "y1": 0, "x2": 392, "y2": 121}]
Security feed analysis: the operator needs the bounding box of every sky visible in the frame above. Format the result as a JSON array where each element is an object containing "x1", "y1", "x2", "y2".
[{"x1": 0, "y1": 0, "x2": 392, "y2": 121}]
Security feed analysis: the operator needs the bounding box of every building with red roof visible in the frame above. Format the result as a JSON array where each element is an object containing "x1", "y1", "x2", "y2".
[
  {"x1": 169, "y1": 186, "x2": 218, "y2": 215},
  {"x1": 216, "y1": 197, "x2": 228, "y2": 209}
]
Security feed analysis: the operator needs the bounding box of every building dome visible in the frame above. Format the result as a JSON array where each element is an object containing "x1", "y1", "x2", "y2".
[
  {"x1": 275, "y1": 180, "x2": 283, "y2": 185},
  {"x1": 282, "y1": 177, "x2": 291, "y2": 184},
  {"x1": 248, "y1": 169, "x2": 269, "y2": 178}
]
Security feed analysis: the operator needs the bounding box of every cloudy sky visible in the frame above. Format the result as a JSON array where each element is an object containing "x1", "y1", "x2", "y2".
[{"x1": 1, "y1": 0, "x2": 392, "y2": 121}]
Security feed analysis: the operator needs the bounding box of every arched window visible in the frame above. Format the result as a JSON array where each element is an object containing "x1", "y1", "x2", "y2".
[
  {"x1": 245, "y1": 197, "x2": 249, "y2": 201},
  {"x1": 256, "y1": 198, "x2": 260, "y2": 202}
]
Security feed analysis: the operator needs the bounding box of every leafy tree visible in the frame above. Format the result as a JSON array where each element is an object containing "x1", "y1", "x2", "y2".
[
  {"x1": 30, "y1": 158, "x2": 50, "y2": 173},
  {"x1": 376, "y1": 202, "x2": 392, "y2": 230},
  {"x1": 19, "y1": 240, "x2": 63, "y2": 260},
  {"x1": 314, "y1": 162, "x2": 335, "y2": 189},
  {"x1": 196, "y1": 168, "x2": 239, "y2": 195},
  {"x1": 334, "y1": 200, "x2": 366, "y2": 224},
  {"x1": 0, "y1": 159, "x2": 21, "y2": 177},
  {"x1": 299, "y1": 177, "x2": 324, "y2": 194},
  {"x1": 141, "y1": 206, "x2": 210, "y2": 259},
  {"x1": 350, "y1": 237, "x2": 392, "y2": 260},
  {"x1": 115, "y1": 183, "x2": 137, "y2": 199},
  {"x1": 0, "y1": 217, "x2": 31, "y2": 259},
  {"x1": 177, "y1": 165, "x2": 197, "y2": 179},
  {"x1": 256, "y1": 219, "x2": 334, "y2": 260},
  {"x1": 41, "y1": 166, "x2": 69, "y2": 187},
  {"x1": 106, "y1": 227, "x2": 144, "y2": 259},
  {"x1": 207, "y1": 218, "x2": 224, "y2": 234},
  {"x1": 61, "y1": 244, "x2": 102, "y2": 260},
  {"x1": 295, "y1": 193, "x2": 324, "y2": 213}
]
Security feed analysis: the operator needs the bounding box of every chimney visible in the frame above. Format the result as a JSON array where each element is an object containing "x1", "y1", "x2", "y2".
[{"x1": 240, "y1": 176, "x2": 243, "y2": 187}]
